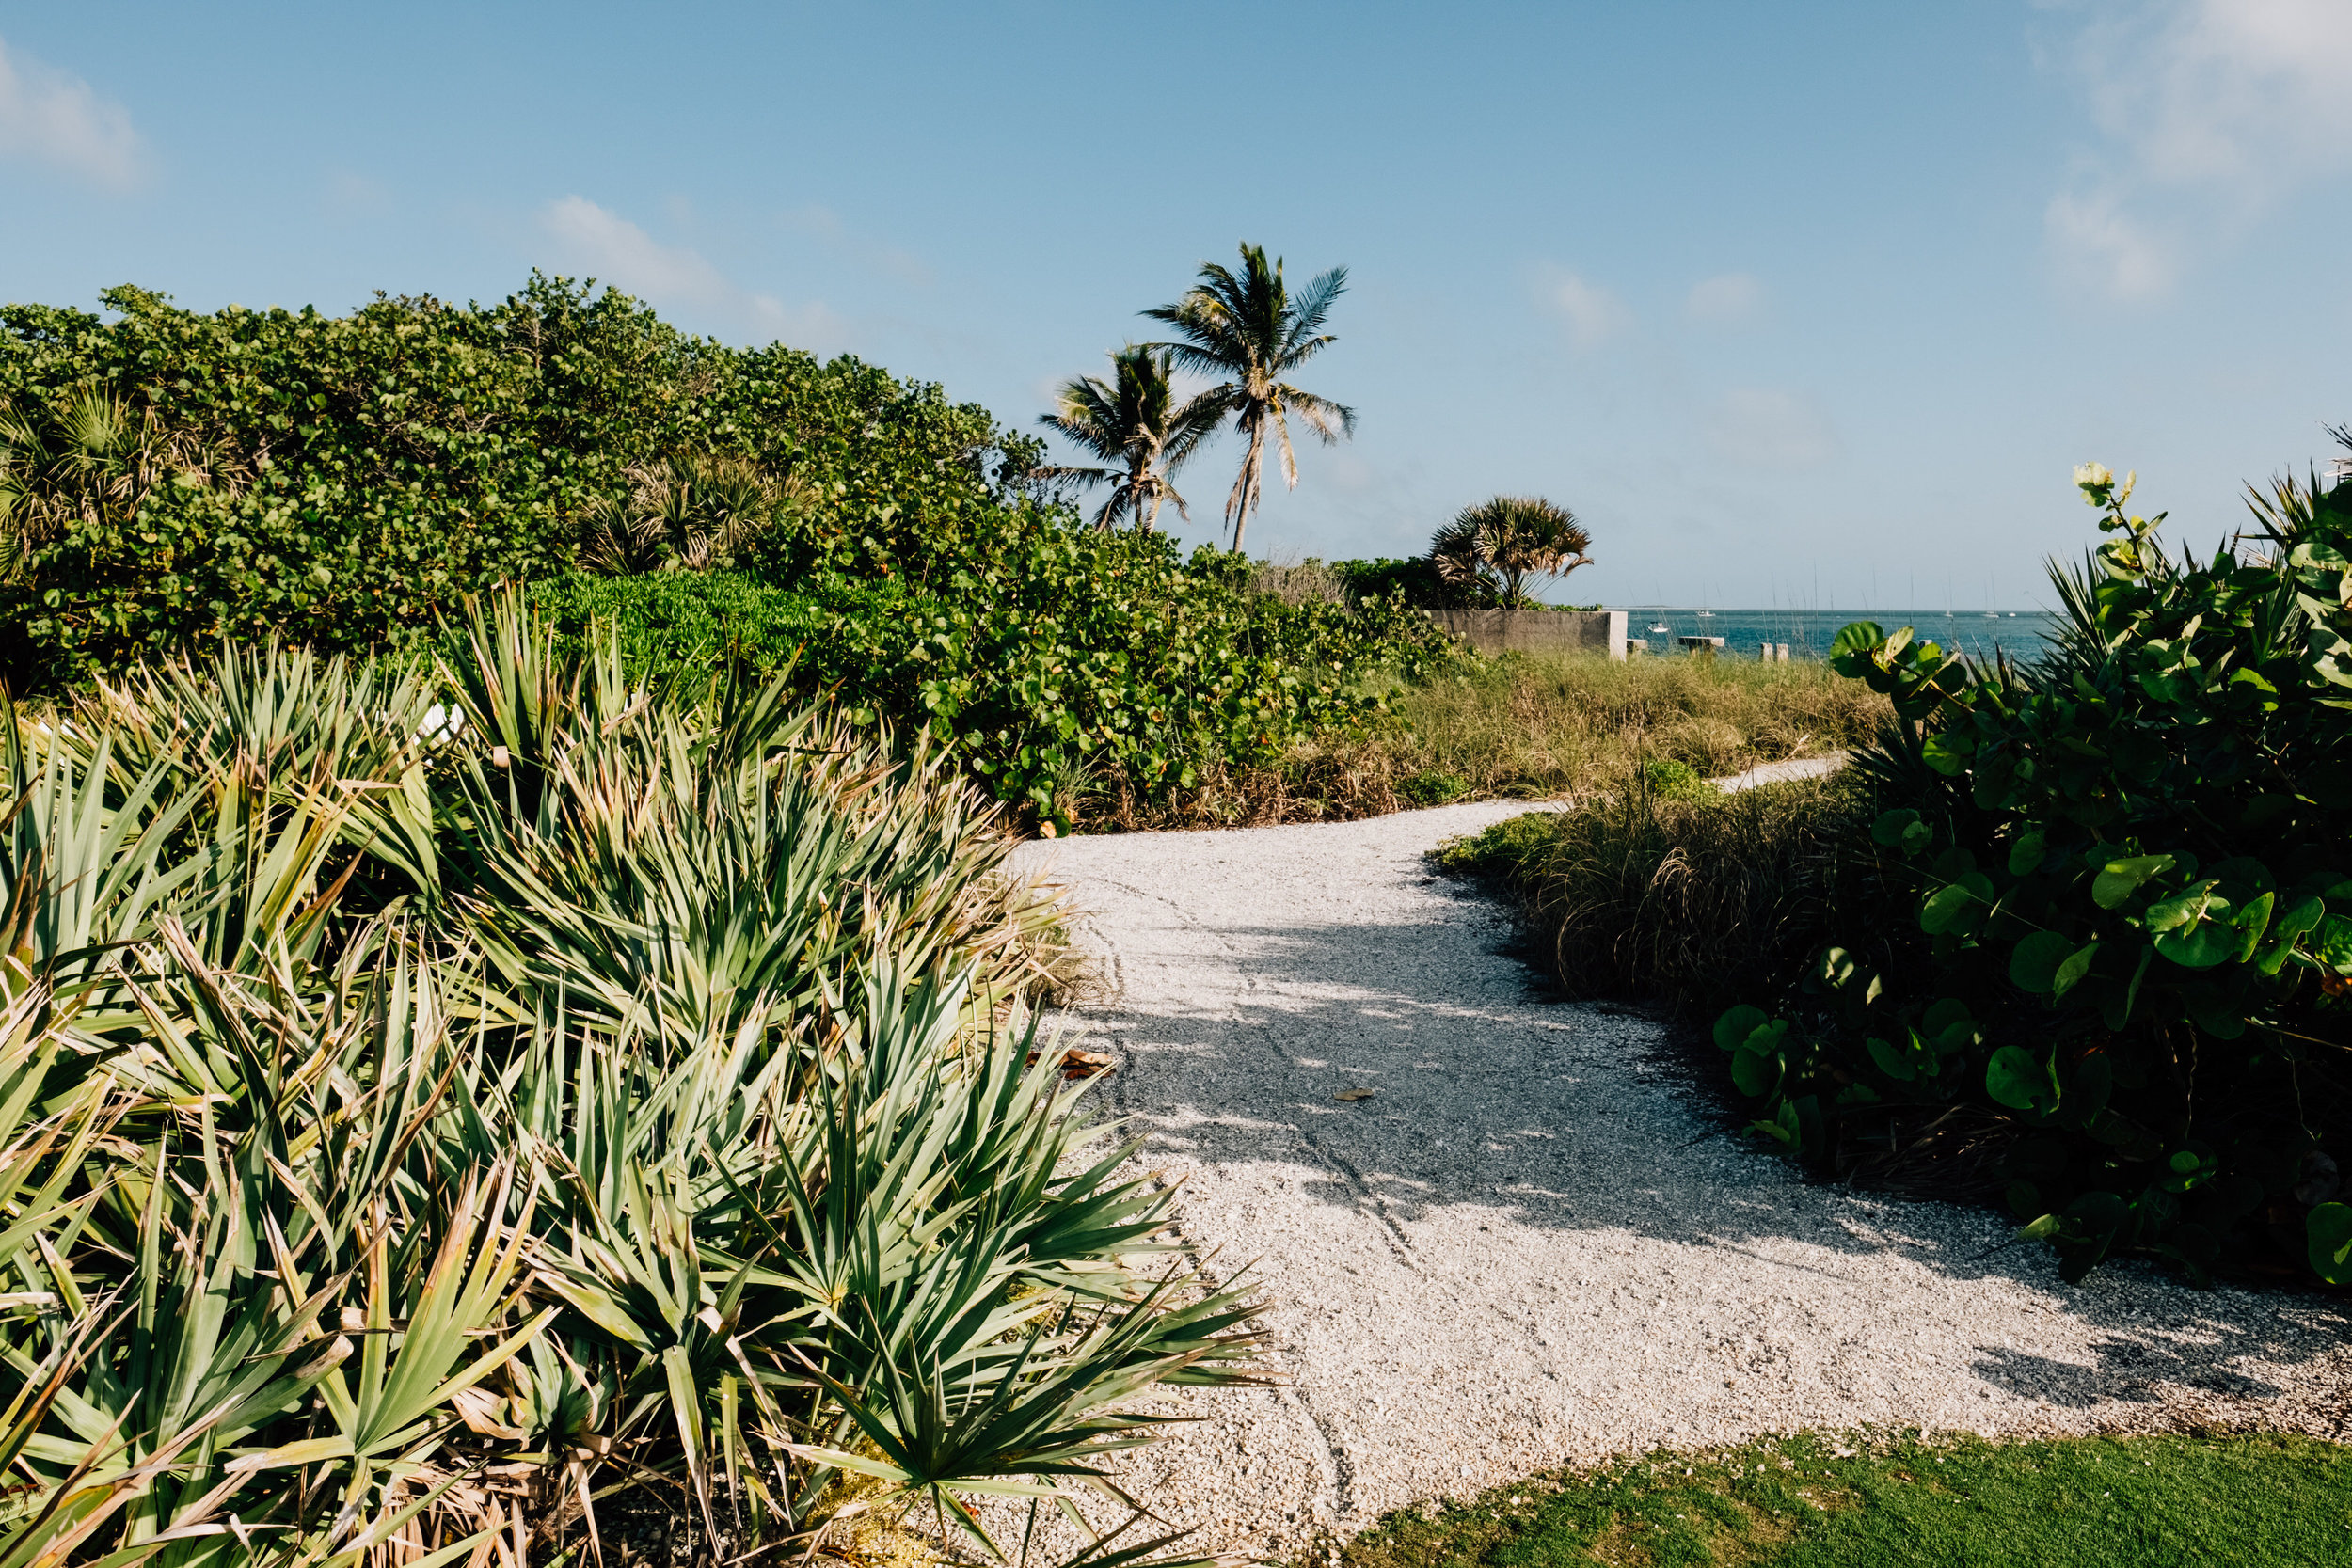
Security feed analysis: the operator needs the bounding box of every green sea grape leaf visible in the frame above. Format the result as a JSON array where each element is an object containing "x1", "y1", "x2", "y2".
[
  {"x1": 1921, "y1": 997, "x2": 1973, "y2": 1037},
  {"x1": 2231, "y1": 891, "x2": 2275, "y2": 962},
  {"x1": 2009, "y1": 931, "x2": 2074, "y2": 994},
  {"x1": 1986, "y1": 1045, "x2": 2059, "y2": 1115},
  {"x1": 2153, "y1": 908, "x2": 2240, "y2": 969},
  {"x1": 2307, "y1": 1204, "x2": 2352, "y2": 1285},
  {"x1": 2205, "y1": 856, "x2": 2276, "y2": 895},
  {"x1": 2317, "y1": 914, "x2": 2352, "y2": 974},
  {"x1": 1730, "y1": 1046, "x2": 1778, "y2": 1098},
  {"x1": 2066, "y1": 1190, "x2": 2128, "y2": 1238},
  {"x1": 2093, "y1": 854, "x2": 2175, "y2": 910},
  {"x1": 2053, "y1": 940, "x2": 2100, "y2": 998},
  {"x1": 1919, "y1": 874, "x2": 1995, "y2": 935},
  {"x1": 1831, "y1": 622, "x2": 1887, "y2": 664},
  {"x1": 1921, "y1": 730, "x2": 1974, "y2": 776},
  {"x1": 2070, "y1": 1054, "x2": 2113, "y2": 1122},
  {"x1": 1713, "y1": 1005, "x2": 1769, "y2": 1053},
  {"x1": 1866, "y1": 1036, "x2": 1915, "y2": 1082},
  {"x1": 2007, "y1": 830, "x2": 2048, "y2": 877},
  {"x1": 2145, "y1": 881, "x2": 2222, "y2": 934},
  {"x1": 2257, "y1": 896, "x2": 2326, "y2": 975}
]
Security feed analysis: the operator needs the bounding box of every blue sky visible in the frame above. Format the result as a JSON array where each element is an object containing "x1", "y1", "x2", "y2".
[{"x1": 2, "y1": 2, "x2": 2346, "y2": 608}]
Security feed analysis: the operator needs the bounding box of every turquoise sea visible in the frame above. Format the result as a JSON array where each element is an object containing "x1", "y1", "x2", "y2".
[{"x1": 1620, "y1": 607, "x2": 2064, "y2": 665}]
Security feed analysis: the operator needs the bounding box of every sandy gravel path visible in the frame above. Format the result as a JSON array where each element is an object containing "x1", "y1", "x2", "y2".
[{"x1": 1005, "y1": 800, "x2": 2351, "y2": 1561}]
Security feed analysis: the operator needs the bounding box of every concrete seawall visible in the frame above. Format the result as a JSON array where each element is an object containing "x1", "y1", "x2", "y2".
[{"x1": 1423, "y1": 608, "x2": 1627, "y2": 659}]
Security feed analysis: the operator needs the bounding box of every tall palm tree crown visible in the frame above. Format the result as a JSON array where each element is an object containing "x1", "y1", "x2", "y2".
[
  {"x1": 1144, "y1": 243, "x2": 1355, "y2": 552},
  {"x1": 1036, "y1": 345, "x2": 1218, "y2": 531}
]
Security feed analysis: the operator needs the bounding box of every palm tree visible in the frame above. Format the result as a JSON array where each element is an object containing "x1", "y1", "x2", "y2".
[
  {"x1": 1144, "y1": 243, "x2": 1355, "y2": 552},
  {"x1": 1430, "y1": 496, "x2": 1593, "y2": 608},
  {"x1": 1035, "y1": 345, "x2": 1218, "y2": 531}
]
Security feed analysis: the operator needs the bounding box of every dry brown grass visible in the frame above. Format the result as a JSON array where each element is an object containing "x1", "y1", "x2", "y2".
[
  {"x1": 1495, "y1": 769, "x2": 1869, "y2": 1023},
  {"x1": 1389, "y1": 651, "x2": 1888, "y2": 800},
  {"x1": 1072, "y1": 652, "x2": 1891, "y2": 832}
]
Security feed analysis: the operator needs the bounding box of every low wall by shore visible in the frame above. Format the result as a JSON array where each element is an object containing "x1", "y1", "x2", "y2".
[{"x1": 1424, "y1": 608, "x2": 1628, "y2": 659}]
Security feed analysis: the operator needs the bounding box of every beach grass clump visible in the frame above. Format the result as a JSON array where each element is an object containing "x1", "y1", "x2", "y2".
[
  {"x1": 1106, "y1": 650, "x2": 1890, "y2": 831},
  {"x1": 1390, "y1": 651, "x2": 1886, "y2": 800},
  {"x1": 1437, "y1": 768, "x2": 1870, "y2": 1024}
]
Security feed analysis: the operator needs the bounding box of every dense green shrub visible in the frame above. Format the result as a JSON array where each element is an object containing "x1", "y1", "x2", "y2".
[
  {"x1": 531, "y1": 527, "x2": 1452, "y2": 828},
  {"x1": 1331, "y1": 555, "x2": 1444, "y2": 608},
  {"x1": 1717, "y1": 456, "x2": 2352, "y2": 1283},
  {"x1": 0, "y1": 276, "x2": 1035, "y2": 685},
  {"x1": 532, "y1": 568, "x2": 832, "y2": 673},
  {"x1": 0, "y1": 279, "x2": 1456, "y2": 826}
]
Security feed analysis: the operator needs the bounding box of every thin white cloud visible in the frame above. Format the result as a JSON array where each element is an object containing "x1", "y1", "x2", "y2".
[
  {"x1": 1534, "y1": 266, "x2": 1632, "y2": 348},
  {"x1": 0, "y1": 37, "x2": 140, "y2": 188},
  {"x1": 2090, "y1": 0, "x2": 2352, "y2": 192},
  {"x1": 539, "y1": 196, "x2": 847, "y2": 349},
  {"x1": 783, "y1": 204, "x2": 933, "y2": 288},
  {"x1": 2046, "y1": 0, "x2": 2352, "y2": 299},
  {"x1": 1707, "y1": 388, "x2": 1838, "y2": 469},
  {"x1": 1685, "y1": 273, "x2": 1763, "y2": 325},
  {"x1": 2045, "y1": 188, "x2": 2174, "y2": 302}
]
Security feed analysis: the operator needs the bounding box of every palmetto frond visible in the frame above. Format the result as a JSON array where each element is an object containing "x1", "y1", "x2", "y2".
[
  {"x1": 0, "y1": 598, "x2": 1260, "y2": 1566},
  {"x1": 1433, "y1": 495, "x2": 1595, "y2": 608},
  {"x1": 0, "y1": 384, "x2": 249, "y2": 580},
  {"x1": 1429, "y1": 513, "x2": 1493, "y2": 595},
  {"x1": 579, "y1": 452, "x2": 799, "y2": 572}
]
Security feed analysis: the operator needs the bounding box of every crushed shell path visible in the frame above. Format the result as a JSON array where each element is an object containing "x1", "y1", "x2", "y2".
[{"x1": 1005, "y1": 788, "x2": 2352, "y2": 1562}]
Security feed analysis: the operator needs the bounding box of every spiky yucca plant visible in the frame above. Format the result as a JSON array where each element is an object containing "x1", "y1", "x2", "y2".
[{"x1": 0, "y1": 598, "x2": 1259, "y2": 1568}]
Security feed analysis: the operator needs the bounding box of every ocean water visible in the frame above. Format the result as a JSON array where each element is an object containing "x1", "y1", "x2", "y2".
[{"x1": 1619, "y1": 607, "x2": 2064, "y2": 665}]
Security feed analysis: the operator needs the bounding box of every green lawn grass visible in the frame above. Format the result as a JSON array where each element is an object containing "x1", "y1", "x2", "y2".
[{"x1": 1327, "y1": 1432, "x2": 2352, "y2": 1568}]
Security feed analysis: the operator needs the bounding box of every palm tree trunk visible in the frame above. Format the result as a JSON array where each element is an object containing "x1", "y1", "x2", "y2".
[
  {"x1": 1128, "y1": 452, "x2": 1152, "y2": 532},
  {"x1": 1229, "y1": 410, "x2": 1267, "y2": 554}
]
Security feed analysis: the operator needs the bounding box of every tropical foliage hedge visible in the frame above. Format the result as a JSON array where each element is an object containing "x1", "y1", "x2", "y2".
[
  {"x1": 0, "y1": 602, "x2": 1258, "y2": 1567},
  {"x1": 1715, "y1": 457, "x2": 2352, "y2": 1284},
  {"x1": 0, "y1": 277, "x2": 1026, "y2": 678},
  {"x1": 527, "y1": 539, "x2": 1448, "y2": 829},
  {"x1": 0, "y1": 278, "x2": 1449, "y2": 828}
]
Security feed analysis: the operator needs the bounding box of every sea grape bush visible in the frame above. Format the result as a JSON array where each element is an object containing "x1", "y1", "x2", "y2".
[
  {"x1": 0, "y1": 276, "x2": 1034, "y2": 683},
  {"x1": 0, "y1": 278, "x2": 1453, "y2": 823},
  {"x1": 1716, "y1": 455, "x2": 2352, "y2": 1283},
  {"x1": 534, "y1": 523, "x2": 1454, "y2": 828}
]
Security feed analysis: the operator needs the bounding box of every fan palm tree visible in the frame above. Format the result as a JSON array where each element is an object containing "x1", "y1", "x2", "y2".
[
  {"x1": 1431, "y1": 495, "x2": 1593, "y2": 608},
  {"x1": 0, "y1": 384, "x2": 244, "y2": 580},
  {"x1": 1036, "y1": 345, "x2": 1218, "y2": 531},
  {"x1": 1144, "y1": 244, "x2": 1355, "y2": 552},
  {"x1": 578, "y1": 451, "x2": 803, "y2": 572}
]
